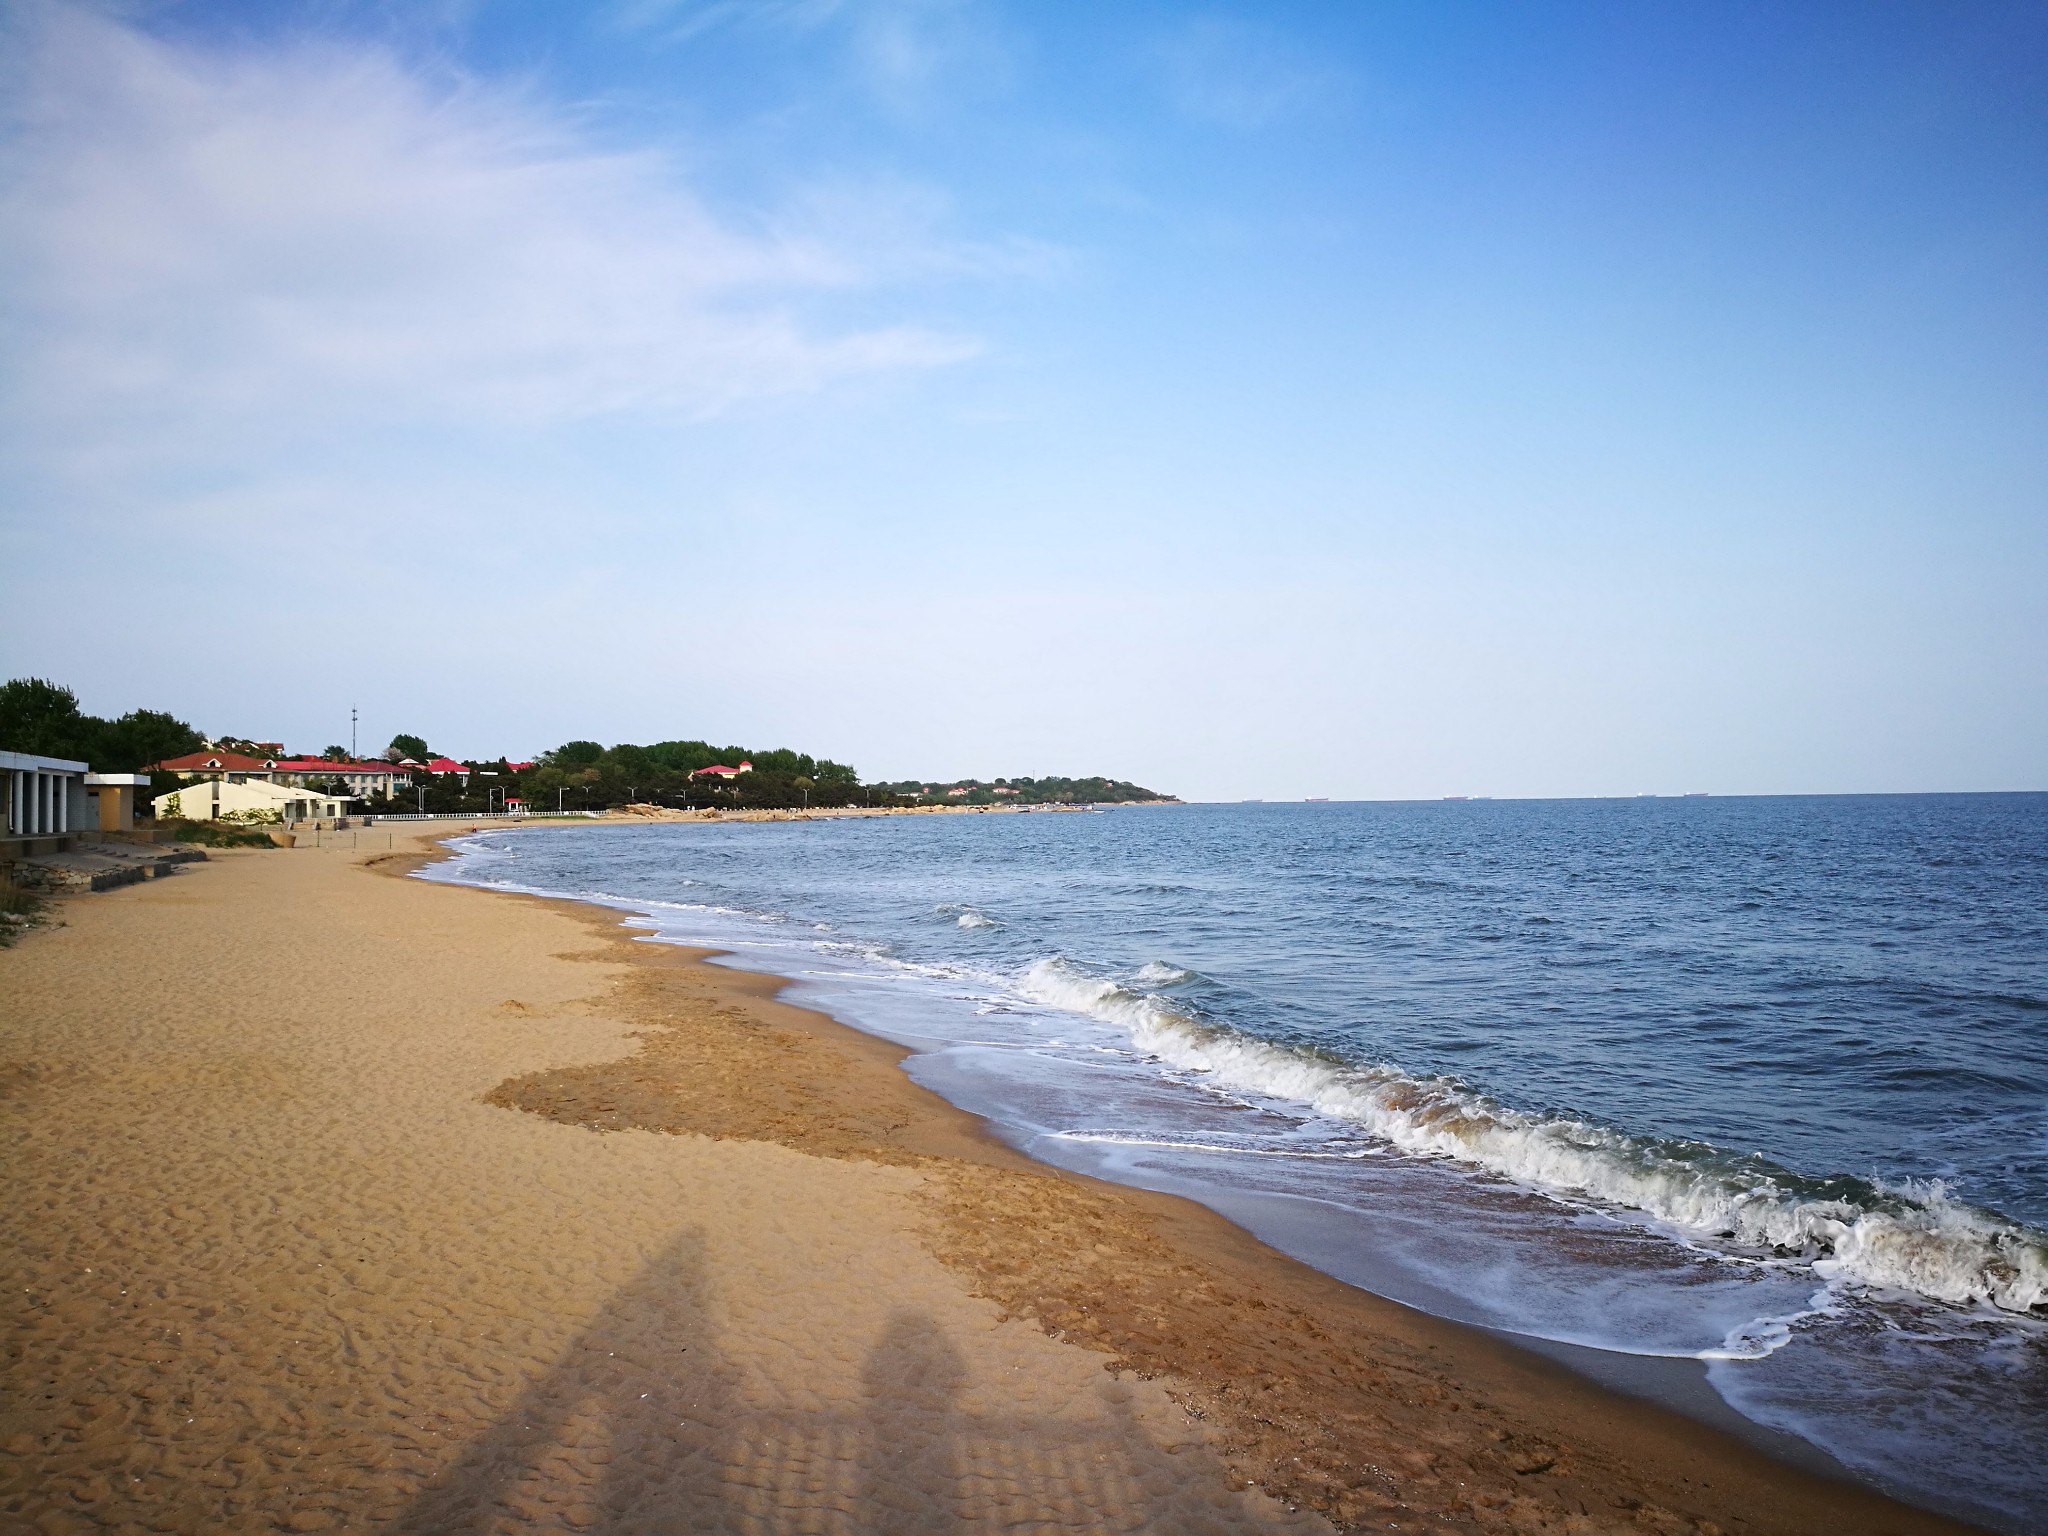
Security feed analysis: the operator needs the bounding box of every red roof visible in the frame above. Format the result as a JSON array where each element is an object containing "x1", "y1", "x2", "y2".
[
  {"x1": 424, "y1": 757, "x2": 470, "y2": 774},
  {"x1": 690, "y1": 763, "x2": 748, "y2": 777},
  {"x1": 506, "y1": 761, "x2": 536, "y2": 772},
  {"x1": 144, "y1": 750, "x2": 276, "y2": 772},
  {"x1": 270, "y1": 758, "x2": 403, "y2": 775}
]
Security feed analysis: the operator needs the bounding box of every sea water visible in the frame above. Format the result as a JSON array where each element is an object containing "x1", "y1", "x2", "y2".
[{"x1": 425, "y1": 795, "x2": 2048, "y2": 1530}]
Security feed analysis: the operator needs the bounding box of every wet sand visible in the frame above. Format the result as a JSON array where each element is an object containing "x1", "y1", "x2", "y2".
[{"x1": 0, "y1": 826, "x2": 1979, "y2": 1534}]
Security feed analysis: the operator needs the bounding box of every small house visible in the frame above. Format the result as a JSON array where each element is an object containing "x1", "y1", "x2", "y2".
[{"x1": 154, "y1": 776, "x2": 347, "y2": 826}]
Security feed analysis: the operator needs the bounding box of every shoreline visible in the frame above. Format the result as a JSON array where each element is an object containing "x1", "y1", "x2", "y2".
[
  {"x1": 416, "y1": 821, "x2": 1979, "y2": 1534},
  {"x1": 0, "y1": 822, "x2": 1980, "y2": 1533}
]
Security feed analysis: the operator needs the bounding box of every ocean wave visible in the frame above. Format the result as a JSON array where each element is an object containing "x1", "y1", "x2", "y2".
[
  {"x1": 1016, "y1": 958, "x2": 2048, "y2": 1315},
  {"x1": 1135, "y1": 961, "x2": 1193, "y2": 984}
]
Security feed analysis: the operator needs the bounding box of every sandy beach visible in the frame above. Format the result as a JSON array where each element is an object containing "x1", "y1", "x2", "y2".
[{"x1": 0, "y1": 826, "x2": 1979, "y2": 1534}]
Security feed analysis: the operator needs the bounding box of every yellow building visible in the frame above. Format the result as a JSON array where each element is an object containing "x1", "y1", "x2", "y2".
[{"x1": 154, "y1": 776, "x2": 348, "y2": 826}]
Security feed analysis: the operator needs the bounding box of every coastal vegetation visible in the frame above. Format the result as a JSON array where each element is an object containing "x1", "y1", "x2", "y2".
[
  {"x1": 365, "y1": 741, "x2": 1174, "y2": 815},
  {"x1": 154, "y1": 819, "x2": 280, "y2": 848},
  {"x1": 0, "y1": 873, "x2": 45, "y2": 947},
  {"x1": 0, "y1": 680, "x2": 1174, "y2": 816},
  {"x1": 367, "y1": 738, "x2": 880, "y2": 816},
  {"x1": 883, "y1": 775, "x2": 1172, "y2": 806},
  {"x1": 0, "y1": 678, "x2": 203, "y2": 773}
]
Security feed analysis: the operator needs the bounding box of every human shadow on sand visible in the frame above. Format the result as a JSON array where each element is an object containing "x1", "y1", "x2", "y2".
[{"x1": 396, "y1": 1229, "x2": 1253, "y2": 1534}]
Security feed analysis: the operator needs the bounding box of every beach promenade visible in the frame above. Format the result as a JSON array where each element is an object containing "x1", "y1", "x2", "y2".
[{"x1": 0, "y1": 827, "x2": 1976, "y2": 1534}]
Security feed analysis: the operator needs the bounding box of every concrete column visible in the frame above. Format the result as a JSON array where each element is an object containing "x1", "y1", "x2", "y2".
[
  {"x1": 56, "y1": 774, "x2": 68, "y2": 834},
  {"x1": 7, "y1": 771, "x2": 17, "y2": 834}
]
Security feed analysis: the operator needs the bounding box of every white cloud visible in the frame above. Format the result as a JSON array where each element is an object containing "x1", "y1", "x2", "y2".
[
  {"x1": 1160, "y1": 16, "x2": 1351, "y2": 129},
  {"x1": 610, "y1": 0, "x2": 1010, "y2": 116},
  {"x1": 0, "y1": 3, "x2": 976, "y2": 448}
]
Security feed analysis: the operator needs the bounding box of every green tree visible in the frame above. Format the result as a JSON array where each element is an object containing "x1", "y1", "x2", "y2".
[
  {"x1": 387, "y1": 733, "x2": 431, "y2": 761},
  {"x1": 0, "y1": 678, "x2": 91, "y2": 760},
  {"x1": 0, "y1": 679, "x2": 203, "y2": 770},
  {"x1": 98, "y1": 710, "x2": 204, "y2": 772},
  {"x1": 608, "y1": 743, "x2": 654, "y2": 779}
]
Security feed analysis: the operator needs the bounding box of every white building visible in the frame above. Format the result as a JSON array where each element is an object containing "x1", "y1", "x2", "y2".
[
  {"x1": 268, "y1": 758, "x2": 408, "y2": 798},
  {"x1": 154, "y1": 776, "x2": 348, "y2": 826},
  {"x1": 3, "y1": 750, "x2": 91, "y2": 839}
]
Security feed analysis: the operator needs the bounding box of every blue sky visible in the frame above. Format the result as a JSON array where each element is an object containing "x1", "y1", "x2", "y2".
[{"x1": 2, "y1": 0, "x2": 2043, "y2": 799}]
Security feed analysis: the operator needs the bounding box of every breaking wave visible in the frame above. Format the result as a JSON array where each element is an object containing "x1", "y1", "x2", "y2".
[
  {"x1": 1018, "y1": 958, "x2": 2048, "y2": 1315},
  {"x1": 936, "y1": 903, "x2": 998, "y2": 929}
]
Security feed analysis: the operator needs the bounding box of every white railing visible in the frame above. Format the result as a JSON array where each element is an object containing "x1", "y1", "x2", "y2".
[{"x1": 362, "y1": 810, "x2": 605, "y2": 822}]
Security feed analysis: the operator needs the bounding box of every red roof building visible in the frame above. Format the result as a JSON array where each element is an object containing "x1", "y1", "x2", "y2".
[
  {"x1": 424, "y1": 758, "x2": 471, "y2": 777},
  {"x1": 143, "y1": 750, "x2": 281, "y2": 780},
  {"x1": 690, "y1": 761, "x2": 753, "y2": 779},
  {"x1": 269, "y1": 759, "x2": 408, "y2": 797}
]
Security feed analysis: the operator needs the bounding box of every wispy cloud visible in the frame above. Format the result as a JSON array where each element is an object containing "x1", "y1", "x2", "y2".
[
  {"x1": 0, "y1": 2, "x2": 977, "y2": 453},
  {"x1": 609, "y1": 0, "x2": 847, "y2": 49},
  {"x1": 610, "y1": 0, "x2": 1010, "y2": 115},
  {"x1": 1159, "y1": 15, "x2": 1351, "y2": 129}
]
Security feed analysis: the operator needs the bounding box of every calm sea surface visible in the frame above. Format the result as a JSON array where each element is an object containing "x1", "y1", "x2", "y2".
[{"x1": 428, "y1": 795, "x2": 2048, "y2": 1530}]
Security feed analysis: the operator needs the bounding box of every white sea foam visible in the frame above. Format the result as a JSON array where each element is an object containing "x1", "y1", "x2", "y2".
[
  {"x1": 1135, "y1": 961, "x2": 1193, "y2": 984},
  {"x1": 957, "y1": 910, "x2": 997, "y2": 929},
  {"x1": 1017, "y1": 957, "x2": 2048, "y2": 1315}
]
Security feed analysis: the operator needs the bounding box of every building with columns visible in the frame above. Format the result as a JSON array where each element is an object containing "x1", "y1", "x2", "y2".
[{"x1": 2, "y1": 750, "x2": 92, "y2": 852}]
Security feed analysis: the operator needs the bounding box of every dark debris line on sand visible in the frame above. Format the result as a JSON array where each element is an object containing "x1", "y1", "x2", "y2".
[{"x1": 485, "y1": 947, "x2": 1796, "y2": 1536}]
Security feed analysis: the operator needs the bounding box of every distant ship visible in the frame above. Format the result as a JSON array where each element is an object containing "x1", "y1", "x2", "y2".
[
  {"x1": 1305, "y1": 797, "x2": 1330, "y2": 803},
  {"x1": 1442, "y1": 795, "x2": 1469, "y2": 802},
  {"x1": 1683, "y1": 792, "x2": 1710, "y2": 798}
]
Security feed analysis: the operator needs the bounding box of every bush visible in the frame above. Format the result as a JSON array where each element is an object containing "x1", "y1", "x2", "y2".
[
  {"x1": 160, "y1": 819, "x2": 277, "y2": 848},
  {"x1": 0, "y1": 874, "x2": 44, "y2": 946},
  {"x1": 217, "y1": 808, "x2": 282, "y2": 826}
]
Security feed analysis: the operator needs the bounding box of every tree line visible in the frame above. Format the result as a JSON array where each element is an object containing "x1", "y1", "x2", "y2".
[
  {"x1": 362, "y1": 735, "x2": 880, "y2": 815},
  {"x1": 0, "y1": 678, "x2": 203, "y2": 777},
  {"x1": 879, "y1": 775, "x2": 1171, "y2": 806},
  {"x1": 0, "y1": 680, "x2": 1175, "y2": 815}
]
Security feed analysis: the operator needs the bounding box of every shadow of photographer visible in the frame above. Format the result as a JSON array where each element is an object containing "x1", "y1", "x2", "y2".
[{"x1": 395, "y1": 1230, "x2": 1252, "y2": 1533}]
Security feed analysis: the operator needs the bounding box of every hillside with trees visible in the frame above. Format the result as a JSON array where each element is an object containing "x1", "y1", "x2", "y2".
[
  {"x1": 363, "y1": 737, "x2": 877, "y2": 816},
  {"x1": 0, "y1": 681, "x2": 1176, "y2": 816},
  {"x1": 0, "y1": 678, "x2": 203, "y2": 773},
  {"x1": 879, "y1": 775, "x2": 1174, "y2": 806},
  {"x1": 366, "y1": 739, "x2": 1174, "y2": 816}
]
